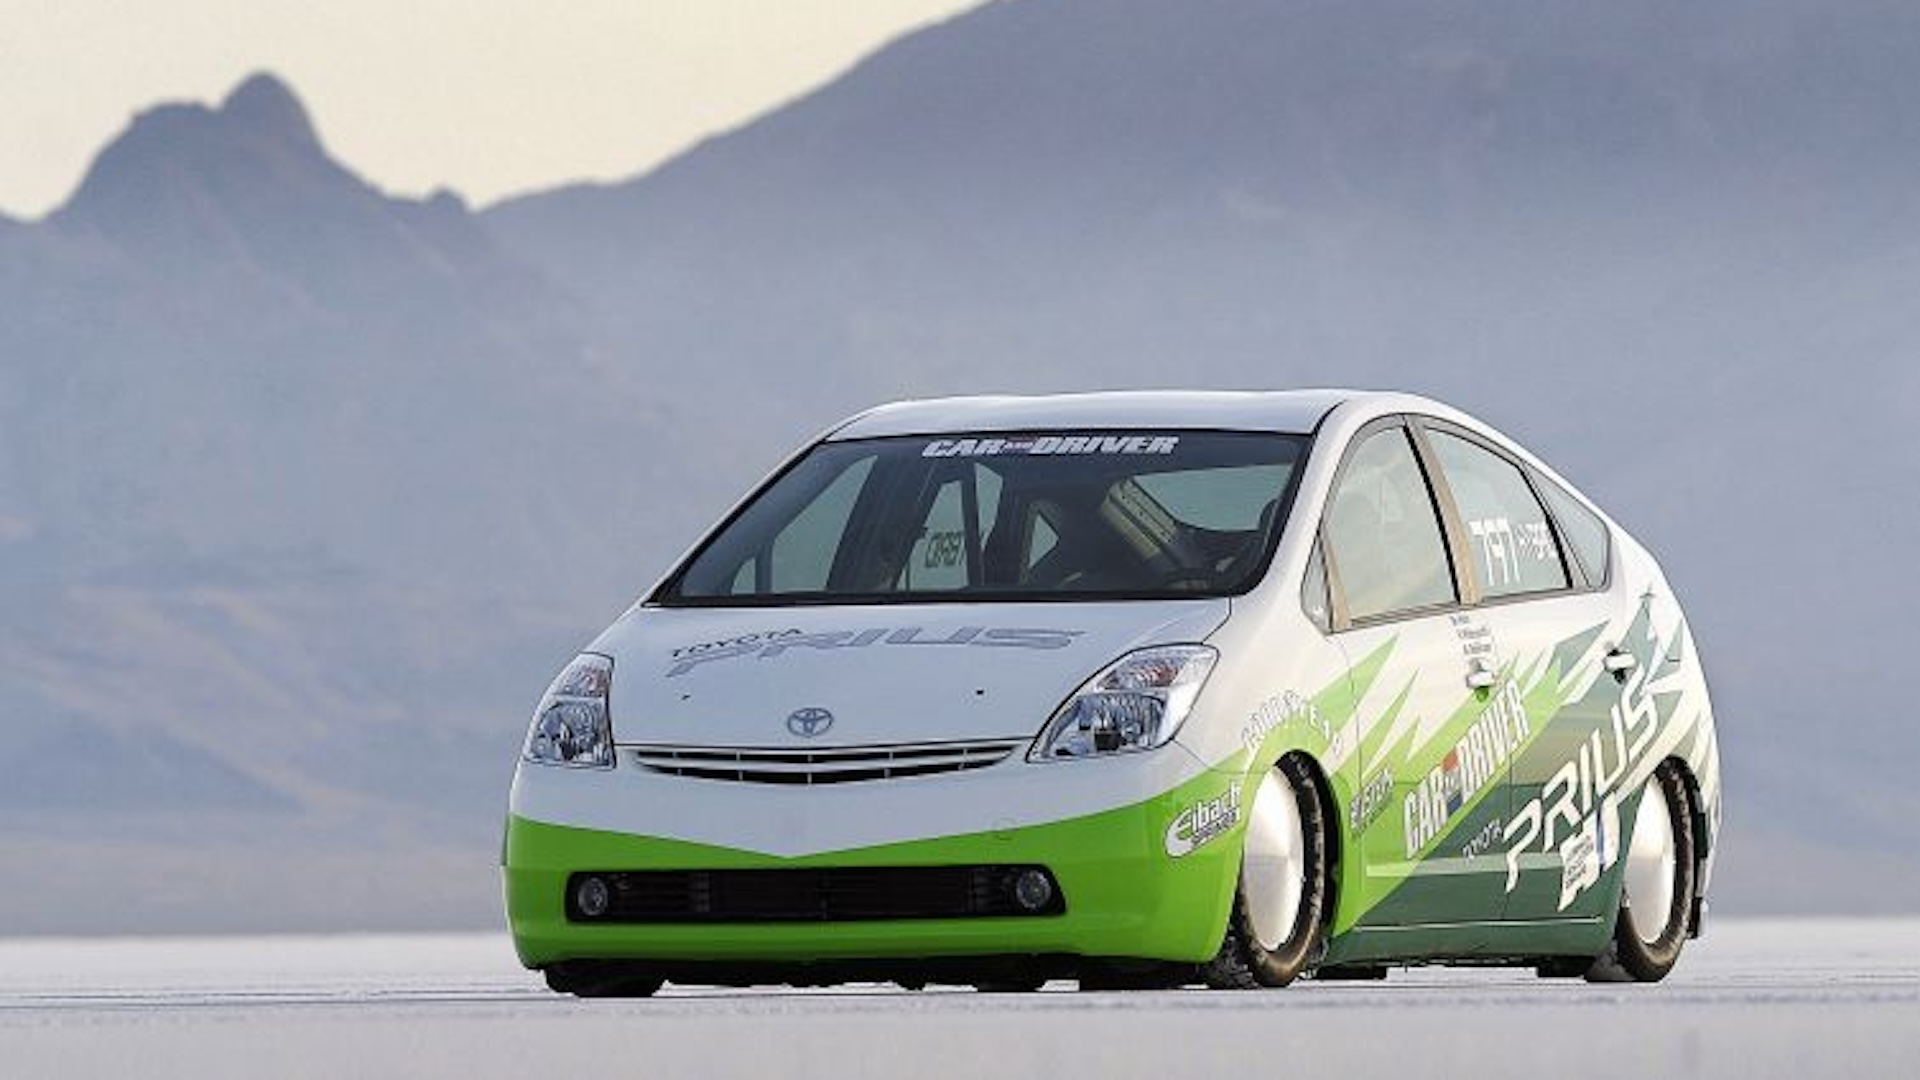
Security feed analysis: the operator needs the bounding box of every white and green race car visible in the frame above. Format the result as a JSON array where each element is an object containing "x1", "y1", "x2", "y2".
[{"x1": 505, "y1": 391, "x2": 1721, "y2": 994}]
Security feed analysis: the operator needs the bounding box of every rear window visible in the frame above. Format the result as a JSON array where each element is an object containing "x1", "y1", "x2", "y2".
[
  {"x1": 1536, "y1": 475, "x2": 1611, "y2": 586},
  {"x1": 662, "y1": 432, "x2": 1307, "y2": 604},
  {"x1": 1427, "y1": 430, "x2": 1570, "y2": 599}
]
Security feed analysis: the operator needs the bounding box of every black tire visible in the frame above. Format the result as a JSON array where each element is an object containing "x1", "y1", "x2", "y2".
[
  {"x1": 1076, "y1": 961, "x2": 1192, "y2": 992},
  {"x1": 1534, "y1": 956, "x2": 1592, "y2": 979},
  {"x1": 1587, "y1": 760, "x2": 1696, "y2": 983},
  {"x1": 1201, "y1": 755, "x2": 1331, "y2": 990},
  {"x1": 543, "y1": 963, "x2": 665, "y2": 998},
  {"x1": 972, "y1": 977, "x2": 1045, "y2": 993}
]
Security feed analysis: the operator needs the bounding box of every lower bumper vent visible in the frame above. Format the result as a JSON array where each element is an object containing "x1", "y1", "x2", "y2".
[{"x1": 565, "y1": 865, "x2": 1065, "y2": 923}]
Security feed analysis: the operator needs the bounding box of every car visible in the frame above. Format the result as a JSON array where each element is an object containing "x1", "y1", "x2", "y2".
[{"x1": 503, "y1": 390, "x2": 1722, "y2": 995}]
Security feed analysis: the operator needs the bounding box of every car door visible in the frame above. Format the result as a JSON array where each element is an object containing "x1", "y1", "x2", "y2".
[
  {"x1": 1417, "y1": 424, "x2": 1646, "y2": 925},
  {"x1": 1319, "y1": 420, "x2": 1513, "y2": 940}
]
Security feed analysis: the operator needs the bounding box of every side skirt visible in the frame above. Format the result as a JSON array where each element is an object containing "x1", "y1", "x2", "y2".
[{"x1": 1324, "y1": 917, "x2": 1609, "y2": 966}]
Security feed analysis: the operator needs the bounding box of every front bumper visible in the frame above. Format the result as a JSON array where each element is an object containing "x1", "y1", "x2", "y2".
[{"x1": 504, "y1": 768, "x2": 1244, "y2": 969}]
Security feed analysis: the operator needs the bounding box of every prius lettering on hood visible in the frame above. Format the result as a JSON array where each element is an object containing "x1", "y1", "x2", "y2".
[{"x1": 665, "y1": 626, "x2": 1084, "y2": 677}]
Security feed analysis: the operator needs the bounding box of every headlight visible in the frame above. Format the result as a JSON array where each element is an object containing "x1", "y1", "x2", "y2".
[
  {"x1": 1029, "y1": 645, "x2": 1218, "y2": 761},
  {"x1": 523, "y1": 653, "x2": 615, "y2": 768}
]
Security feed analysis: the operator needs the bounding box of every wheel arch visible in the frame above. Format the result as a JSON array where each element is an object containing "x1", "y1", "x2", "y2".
[
  {"x1": 1267, "y1": 749, "x2": 1343, "y2": 933},
  {"x1": 1612, "y1": 755, "x2": 1709, "y2": 939},
  {"x1": 1663, "y1": 754, "x2": 1711, "y2": 936}
]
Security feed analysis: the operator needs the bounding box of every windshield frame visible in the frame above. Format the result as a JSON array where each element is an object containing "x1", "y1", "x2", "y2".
[{"x1": 649, "y1": 426, "x2": 1323, "y2": 608}]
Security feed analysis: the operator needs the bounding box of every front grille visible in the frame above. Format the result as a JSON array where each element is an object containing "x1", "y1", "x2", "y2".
[
  {"x1": 623, "y1": 739, "x2": 1024, "y2": 785},
  {"x1": 566, "y1": 866, "x2": 1065, "y2": 923}
]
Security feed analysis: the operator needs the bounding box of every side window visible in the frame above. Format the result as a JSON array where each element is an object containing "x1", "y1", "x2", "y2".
[
  {"x1": 1301, "y1": 538, "x2": 1332, "y2": 631},
  {"x1": 765, "y1": 456, "x2": 875, "y2": 591},
  {"x1": 1537, "y1": 476, "x2": 1610, "y2": 586},
  {"x1": 1325, "y1": 427, "x2": 1456, "y2": 622},
  {"x1": 1427, "y1": 431, "x2": 1568, "y2": 598}
]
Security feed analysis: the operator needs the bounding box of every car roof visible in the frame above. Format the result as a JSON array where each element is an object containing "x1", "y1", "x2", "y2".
[{"x1": 827, "y1": 389, "x2": 1390, "y2": 439}]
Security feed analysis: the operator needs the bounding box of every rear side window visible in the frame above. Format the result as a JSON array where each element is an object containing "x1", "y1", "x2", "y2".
[
  {"x1": 1325, "y1": 427, "x2": 1456, "y2": 621},
  {"x1": 1537, "y1": 476, "x2": 1611, "y2": 586},
  {"x1": 1427, "y1": 431, "x2": 1568, "y2": 598}
]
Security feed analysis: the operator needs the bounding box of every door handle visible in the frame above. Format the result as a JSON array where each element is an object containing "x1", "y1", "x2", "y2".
[
  {"x1": 1466, "y1": 665, "x2": 1498, "y2": 691},
  {"x1": 1603, "y1": 649, "x2": 1638, "y2": 678}
]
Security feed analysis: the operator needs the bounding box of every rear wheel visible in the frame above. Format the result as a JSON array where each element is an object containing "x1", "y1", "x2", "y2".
[
  {"x1": 1587, "y1": 760, "x2": 1695, "y2": 983},
  {"x1": 1201, "y1": 756, "x2": 1330, "y2": 989}
]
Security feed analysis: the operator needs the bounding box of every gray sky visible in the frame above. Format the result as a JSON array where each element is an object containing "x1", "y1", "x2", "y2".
[{"x1": 0, "y1": 0, "x2": 980, "y2": 218}]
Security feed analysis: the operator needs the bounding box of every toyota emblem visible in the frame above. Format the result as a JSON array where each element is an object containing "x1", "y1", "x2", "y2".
[{"x1": 786, "y1": 707, "x2": 834, "y2": 738}]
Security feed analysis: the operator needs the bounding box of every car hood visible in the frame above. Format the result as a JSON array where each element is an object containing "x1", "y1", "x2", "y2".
[{"x1": 588, "y1": 599, "x2": 1231, "y2": 748}]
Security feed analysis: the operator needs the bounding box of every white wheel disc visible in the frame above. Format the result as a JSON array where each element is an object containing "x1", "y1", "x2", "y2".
[
  {"x1": 1624, "y1": 775, "x2": 1677, "y2": 945},
  {"x1": 1241, "y1": 770, "x2": 1306, "y2": 951}
]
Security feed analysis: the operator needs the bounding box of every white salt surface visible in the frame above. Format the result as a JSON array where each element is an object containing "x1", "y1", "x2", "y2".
[{"x1": 2, "y1": 919, "x2": 1916, "y2": 1079}]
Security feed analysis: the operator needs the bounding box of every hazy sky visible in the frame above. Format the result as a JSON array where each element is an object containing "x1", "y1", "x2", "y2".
[{"x1": 0, "y1": 0, "x2": 981, "y2": 219}]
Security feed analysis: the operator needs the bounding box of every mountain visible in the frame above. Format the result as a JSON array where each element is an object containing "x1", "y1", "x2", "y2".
[
  {"x1": 0, "y1": 73, "x2": 718, "y2": 932},
  {"x1": 7, "y1": 2, "x2": 1920, "y2": 931}
]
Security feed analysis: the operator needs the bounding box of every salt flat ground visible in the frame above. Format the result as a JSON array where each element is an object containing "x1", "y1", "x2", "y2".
[{"x1": 2, "y1": 919, "x2": 1916, "y2": 1079}]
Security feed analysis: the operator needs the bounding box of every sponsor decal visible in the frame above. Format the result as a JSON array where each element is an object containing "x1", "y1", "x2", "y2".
[
  {"x1": 1450, "y1": 611, "x2": 1497, "y2": 664},
  {"x1": 1467, "y1": 516, "x2": 1559, "y2": 590},
  {"x1": 1403, "y1": 679, "x2": 1530, "y2": 857},
  {"x1": 1166, "y1": 785, "x2": 1243, "y2": 858},
  {"x1": 1349, "y1": 768, "x2": 1394, "y2": 833},
  {"x1": 1460, "y1": 817, "x2": 1504, "y2": 860},
  {"x1": 921, "y1": 530, "x2": 964, "y2": 568},
  {"x1": 1501, "y1": 625, "x2": 1665, "y2": 910},
  {"x1": 665, "y1": 626, "x2": 1084, "y2": 677},
  {"x1": 921, "y1": 435, "x2": 1181, "y2": 459},
  {"x1": 1242, "y1": 690, "x2": 1336, "y2": 755}
]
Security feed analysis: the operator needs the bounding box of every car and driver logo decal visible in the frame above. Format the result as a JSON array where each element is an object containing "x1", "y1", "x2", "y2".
[{"x1": 920, "y1": 434, "x2": 1180, "y2": 458}]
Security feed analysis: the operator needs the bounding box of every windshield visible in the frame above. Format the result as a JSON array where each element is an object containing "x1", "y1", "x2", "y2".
[{"x1": 660, "y1": 431, "x2": 1308, "y2": 605}]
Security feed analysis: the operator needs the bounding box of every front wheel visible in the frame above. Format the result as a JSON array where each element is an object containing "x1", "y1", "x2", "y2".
[
  {"x1": 1201, "y1": 755, "x2": 1330, "y2": 989},
  {"x1": 1588, "y1": 760, "x2": 1696, "y2": 983},
  {"x1": 543, "y1": 962, "x2": 664, "y2": 998}
]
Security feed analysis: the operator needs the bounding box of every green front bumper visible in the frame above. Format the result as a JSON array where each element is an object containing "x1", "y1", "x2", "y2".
[{"x1": 504, "y1": 778, "x2": 1243, "y2": 968}]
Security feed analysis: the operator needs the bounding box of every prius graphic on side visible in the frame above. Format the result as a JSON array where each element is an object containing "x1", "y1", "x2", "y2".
[{"x1": 504, "y1": 391, "x2": 1722, "y2": 995}]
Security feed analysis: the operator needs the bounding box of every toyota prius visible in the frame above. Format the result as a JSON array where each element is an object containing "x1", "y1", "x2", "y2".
[{"x1": 504, "y1": 391, "x2": 1721, "y2": 995}]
